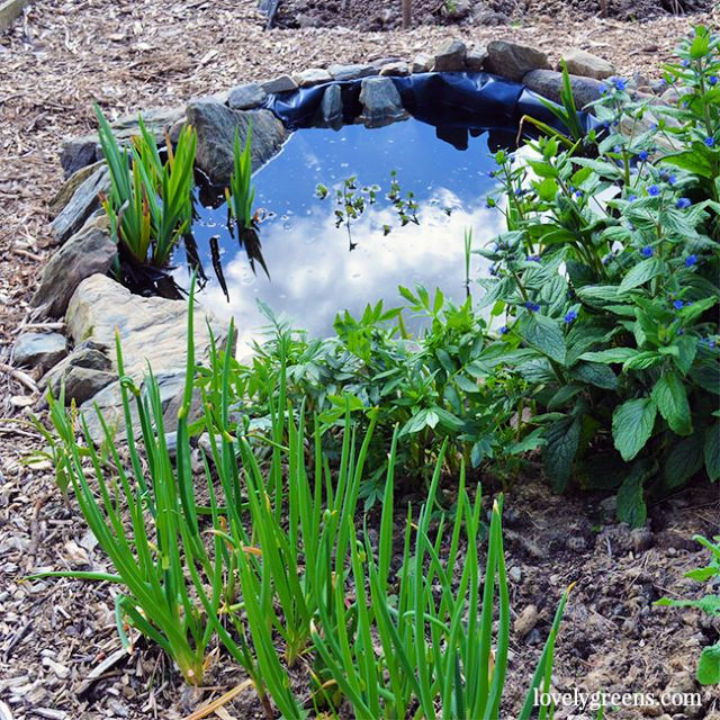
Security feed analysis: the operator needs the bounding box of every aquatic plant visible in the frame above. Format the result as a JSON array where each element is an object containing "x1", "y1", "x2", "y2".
[
  {"x1": 95, "y1": 106, "x2": 196, "y2": 267},
  {"x1": 226, "y1": 125, "x2": 256, "y2": 231}
]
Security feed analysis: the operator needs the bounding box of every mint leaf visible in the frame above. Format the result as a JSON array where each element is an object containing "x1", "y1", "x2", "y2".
[
  {"x1": 612, "y1": 398, "x2": 657, "y2": 461},
  {"x1": 652, "y1": 371, "x2": 693, "y2": 436},
  {"x1": 519, "y1": 313, "x2": 566, "y2": 365}
]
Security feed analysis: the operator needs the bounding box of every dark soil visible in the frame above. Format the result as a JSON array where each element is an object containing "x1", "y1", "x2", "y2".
[{"x1": 275, "y1": 0, "x2": 714, "y2": 31}]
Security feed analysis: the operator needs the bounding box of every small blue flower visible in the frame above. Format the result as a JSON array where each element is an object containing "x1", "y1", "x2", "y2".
[
  {"x1": 628, "y1": 194, "x2": 638, "y2": 202},
  {"x1": 499, "y1": 325, "x2": 510, "y2": 335},
  {"x1": 673, "y1": 299, "x2": 685, "y2": 310},
  {"x1": 676, "y1": 197, "x2": 691, "y2": 209},
  {"x1": 487, "y1": 170, "x2": 496, "y2": 178},
  {"x1": 564, "y1": 310, "x2": 578, "y2": 324},
  {"x1": 681, "y1": 59, "x2": 690, "y2": 67},
  {"x1": 648, "y1": 185, "x2": 661, "y2": 196},
  {"x1": 573, "y1": 189, "x2": 583, "y2": 199},
  {"x1": 668, "y1": 175, "x2": 677, "y2": 185},
  {"x1": 637, "y1": 150, "x2": 649, "y2": 162},
  {"x1": 710, "y1": 76, "x2": 718, "y2": 86},
  {"x1": 599, "y1": 83, "x2": 608, "y2": 94},
  {"x1": 705, "y1": 137, "x2": 716, "y2": 147},
  {"x1": 523, "y1": 301, "x2": 541, "y2": 312},
  {"x1": 527, "y1": 255, "x2": 541, "y2": 262},
  {"x1": 640, "y1": 246, "x2": 654, "y2": 258},
  {"x1": 613, "y1": 77, "x2": 627, "y2": 91},
  {"x1": 685, "y1": 254, "x2": 698, "y2": 267}
]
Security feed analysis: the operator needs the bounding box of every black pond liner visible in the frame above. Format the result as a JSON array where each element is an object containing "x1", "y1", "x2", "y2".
[{"x1": 264, "y1": 71, "x2": 597, "y2": 142}]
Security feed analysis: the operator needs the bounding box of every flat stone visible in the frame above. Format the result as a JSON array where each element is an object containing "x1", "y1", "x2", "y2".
[
  {"x1": 317, "y1": 83, "x2": 343, "y2": 129},
  {"x1": 50, "y1": 165, "x2": 110, "y2": 244},
  {"x1": 432, "y1": 39, "x2": 467, "y2": 72},
  {"x1": 411, "y1": 53, "x2": 433, "y2": 74},
  {"x1": 186, "y1": 100, "x2": 286, "y2": 186},
  {"x1": 359, "y1": 76, "x2": 406, "y2": 128},
  {"x1": 12, "y1": 333, "x2": 67, "y2": 371},
  {"x1": 60, "y1": 106, "x2": 184, "y2": 177},
  {"x1": 260, "y1": 75, "x2": 298, "y2": 94},
  {"x1": 294, "y1": 68, "x2": 332, "y2": 87},
  {"x1": 53, "y1": 366, "x2": 115, "y2": 405},
  {"x1": 328, "y1": 63, "x2": 376, "y2": 82},
  {"x1": 523, "y1": 69, "x2": 604, "y2": 110},
  {"x1": 485, "y1": 40, "x2": 550, "y2": 82},
  {"x1": 466, "y1": 46, "x2": 488, "y2": 72},
  {"x1": 560, "y1": 48, "x2": 614, "y2": 80},
  {"x1": 65, "y1": 274, "x2": 225, "y2": 441},
  {"x1": 49, "y1": 161, "x2": 104, "y2": 218},
  {"x1": 227, "y1": 82, "x2": 268, "y2": 110},
  {"x1": 379, "y1": 61, "x2": 410, "y2": 76},
  {"x1": 32, "y1": 218, "x2": 117, "y2": 318}
]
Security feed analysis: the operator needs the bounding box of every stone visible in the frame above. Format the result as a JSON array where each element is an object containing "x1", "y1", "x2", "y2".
[
  {"x1": 441, "y1": 0, "x2": 471, "y2": 19},
  {"x1": 227, "y1": 82, "x2": 268, "y2": 110},
  {"x1": 523, "y1": 69, "x2": 604, "y2": 109},
  {"x1": 60, "y1": 106, "x2": 185, "y2": 177},
  {"x1": 379, "y1": 61, "x2": 410, "y2": 77},
  {"x1": 294, "y1": 68, "x2": 332, "y2": 87},
  {"x1": 631, "y1": 528, "x2": 654, "y2": 553},
  {"x1": 43, "y1": 343, "x2": 111, "y2": 386},
  {"x1": 54, "y1": 366, "x2": 115, "y2": 405},
  {"x1": 31, "y1": 219, "x2": 117, "y2": 318},
  {"x1": 411, "y1": 53, "x2": 433, "y2": 73},
  {"x1": 466, "y1": 47, "x2": 488, "y2": 72},
  {"x1": 485, "y1": 40, "x2": 550, "y2": 82},
  {"x1": 432, "y1": 39, "x2": 467, "y2": 72},
  {"x1": 318, "y1": 83, "x2": 343, "y2": 129},
  {"x1": 186, "y1": 100, "x2": 286, "y2": 186},
  {"x1": 49, "y1": 161, "x2": 105, "y2": 218},
  {"x1": 50, "y1": 165, "x2": 110, "y2": 244},
  {"x1": 359, "y1": 76, "x2": 406, "y2": 128},
  {"x1": 12, "y1": 333, "x2": 67, "y2": 371},
  {"x1": 260, "y1": 75, "x2": 298, "y2": 94},
  {"x1": 560, "y1": 48, "x2": 614, "y2": 80},
  {"x1": 65, "y1": 274, "x2": 225, "y2": 442},
  {"x1": 328, "y1": 63, "x2": 376, "y2": 82}
]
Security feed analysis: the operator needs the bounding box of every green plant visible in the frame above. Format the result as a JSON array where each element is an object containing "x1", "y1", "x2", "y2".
[
  {"x1": 656, "y1": 534, "x2": 720, "y2": 685},
  {"x1": 95, "y1": 106, "x2": 196, "y2": 266},
  {"x1": 476, "y1": 26, "x2": 719, "y2": 523},
  {"x1": 226, "y1": 125, "x2": 256, "y2": 231}
]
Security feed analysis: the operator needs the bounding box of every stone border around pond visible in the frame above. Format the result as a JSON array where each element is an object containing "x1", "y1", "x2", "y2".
[{"x1": 19, "y1": 36, "x2": 671, "y2": 440}]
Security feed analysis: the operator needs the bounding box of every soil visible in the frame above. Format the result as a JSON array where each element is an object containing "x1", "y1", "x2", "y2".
[
  {"x1": 275, "y1": 0, "x2": 714, "y2": 32},
  {"x1": 1, "y1": 0, "x2": 720, "y2": 718}
]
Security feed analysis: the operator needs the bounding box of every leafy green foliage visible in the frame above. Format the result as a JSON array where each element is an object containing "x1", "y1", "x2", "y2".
[
  {"x1": 656, "y1": 534, "x2": 720, "y2": 685},
  {"x1": 96, "y1": 106, "x2": 196, "y2": 266},
  {"x1": 226, "y1": 125, "x2": 256, "y2": 231}
]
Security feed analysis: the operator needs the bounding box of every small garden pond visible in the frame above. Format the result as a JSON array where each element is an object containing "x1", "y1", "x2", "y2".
[{"x1": 174, "y1": 117, "x2": 508, "y2": 347}]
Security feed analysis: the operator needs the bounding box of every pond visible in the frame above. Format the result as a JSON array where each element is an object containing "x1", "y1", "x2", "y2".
[{"x1": 173, "y1": 116, "x2": 507, "y2": 348}]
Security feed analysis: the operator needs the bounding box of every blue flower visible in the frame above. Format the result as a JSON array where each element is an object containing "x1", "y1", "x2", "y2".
[
  {"x1": 573, "y1": 190, "x2": 583, "y2": 199},
  {"x1": 527, "y1": 255, "x2": 541, "y2": 262},
  {"x1": 599, "y1": 83, "x2": 608, "y2": 94},
  {"x1": 564, "y1": 310, "x2": 578, "y2": 324},
  {"x1": 612, "y1": 77, "x2": 627, "y2": 91},
  {"x1": 628, "y1": 194, "x2": 638, "y2": 202},
  {"x1": 523, "y1": 301, "x2": 541, "y2": 312},
  {"x1": 676, "y1": 197, "x2": 691, "y2": 209},
  {"x1": 685, "y1": 254, "x2": 698, "y2": 267},
  {"x1": 637, "y1": 150, "x2": 649, "y2": 161},
  {"x1": 499, "y1": 325, "x2": 510, "y2": 335},
  {"x1": 705, "y1": 137, "x2": 716, "y2": 147},
  {"x1": 640, "y1": 246, "x2": 654, "y2": 258},
  {"x1": 668, "y1": 174, "x2": 677, "y2": 185},
  {"x1": 710, "y1": 75, "x2": 718, "y2": 86},
  {"x1": 681, "y1": 59, "x2": 690, "y2": 67},
  {"x1": 648, "y1": 185, "x2": 661, "y2": 196},
  {"x1": 673, "y1": 299, "x2": 685, "y2": 310}
]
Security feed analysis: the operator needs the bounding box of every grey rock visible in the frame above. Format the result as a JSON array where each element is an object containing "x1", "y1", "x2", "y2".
[
  {"x1": 466, "y1": 46, "x2": 488, "y2": 72},
  {"x1": 523, "y1": 69, "x2": 604, "y2": 109},
  {"x1": 328, "y1": 63, "x2": 376, "y2": 82},
  {"x1": 50, "y1": 165, "x2": 110, "y2": 244},
  {"x1": 32, "y1": 219, "x2": 117, "y2": 318},
  {"x1": 379, "y1": 61, "x2": 410, "y2": 77},
  {"x1": 13, "y1": 333, "x2": 67, "y2": 371},
  {"x1": 411, "y1": 53, "x2": 433, "y2": 73},
  {"x1": 227, "y1": 82, "x2": 268, "y2": 110},
  {"x1": 55, "y1": 366, "x2": 115, "y2": 405},
  {"x1": 432, "y1": 39, "x2": 467, "y2": 72},
  {"x1": 65, "y1": 274, "x2": 226, "y2": 442},
  {"x1": 560, "y1": 48, "x2": 614, "y2": 80},
  {"x1": 186, "y1": 100, "x2": 286, "y2": 186},
  {"x1": 60, "y1": 106, "x2": 185, "y2": 177},
  {"x1": 49, "y1": 161, "x2": 105, "y2": 218},
  {"x1": 631, "y1": 528, "x2": 654, "y2": 553},
  {"x1": 43, "y1": 343, "x2": 112, "y2": 395},
  {"x1": 294, "y1": 68, "x2": 332, "y2": 87},
  {"x1": 359, "y1": 76, "x2": 406, "y2": 128},
  {"x1": 485, "y1": 40, "x2": 550, "y2": 82},
  {"x1": 441, "y1": 0, "x2": 471, "y2": 19},
  {"x1": 165, "y1": 431, "x2": 178, "y2": 459},
  {"x1": 261, "y1": 75, "x2": 298, "y2": 94},
  {"x1": 318, "y1": 83, "x2": 343, "y2": 129}
]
